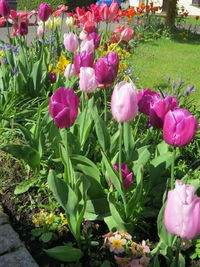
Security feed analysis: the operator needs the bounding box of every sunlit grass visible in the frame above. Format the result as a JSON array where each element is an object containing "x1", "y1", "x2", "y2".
[{"x1": 131, "y1": 38, "x2": 200, "y2": 107}]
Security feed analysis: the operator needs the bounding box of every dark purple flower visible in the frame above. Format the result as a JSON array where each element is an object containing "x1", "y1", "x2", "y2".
[
  {"x1": 38, "y1": 2, "x2": 52, "y2": 22},
  {"x1": 49, "y1": 87, "x2": 80, "y2": 129},
  {"x1": 167, "y1": 75, "x2": 171, "y2": 83},
  {"x1": 172, "y1": 82, "x2": 176, "y2": 89},
  {"x1": 49, "y1": 72, "x2": 56, "y2": 84},
  {"x1": 19, "y1": 22, "x2": 28, "y2": 36},
  {"x1": 95, "y1": 52, "x2": 119, "y2": 84},
  {"x1": 74, "y1": 51, "x2": 94, "y2": 74},
  {"x1": 137, "y1": 88, "x2": 160, "y2": 115}
]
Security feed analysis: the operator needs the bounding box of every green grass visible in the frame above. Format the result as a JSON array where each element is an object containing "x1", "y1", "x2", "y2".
[{"x1": 131, "y1": 38, "x2": 200, "y2": 106}]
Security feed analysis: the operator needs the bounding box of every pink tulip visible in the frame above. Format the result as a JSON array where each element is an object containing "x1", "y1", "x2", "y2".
[
  {"x1": 37, "y1": 25, "x2": 44, "y2": 36},
  {"x1": 49, "y1": 87, "x2": 79, "y2": 128},
  {"x1": 137, "y1": 88, "x2": 160, "y2": 115},
  {"x1": 64, "y1": 64, "x2": 76, "y2": 78},
  {"x1": 88, "y1": 31, "x2": 101, "y2": 49},
  {"x1": 79, "y1": 67, "x2": 98, "y2": 93},
  {"x1": 83, "y1": 20, "x2": 96, "y2": 33},
  {"x1": 163, "y1": 108, "x2": 198, "y2": 147},
  {"x1": 80, "y1": 39, "x2": 94, "y2": 54},
  {"x1": 64, "y1": 33, "x2": 78, "y2": 52},
  {"x1": 121, "y1": 27, "x2": 134, "y2": 41},
  {"x1": 113, "y1": 163, "x2": 133, "y2": 190},
  {"x1": 164, "y1": 180, "x2": 200, "y2": 239},
  {"x1": 99, "y1": 1, "x2": 118, "y2": 22},
  {"x1": 79, "y1": 30, "x2": 88, "y2": 41},
  {"x1": 0, "y1": 0, "x2": 10, "y2": 17},
  {"x1": 149, "y1": 95, "x2": 178, "y2": 128},
  {"x1": 38, "y1": 2, "x2": 52, "y2": 22},
  {"x1": 111, "y1": 81, "x2": 138, "y2": 122}
]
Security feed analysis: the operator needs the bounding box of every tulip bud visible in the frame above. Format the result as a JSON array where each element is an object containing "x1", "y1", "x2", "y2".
[
  {"x1": 149, "y1": 95, "x2": 178, "y2": 128},
  {"x1": 64, "y1": 33, "x2": 78, "y2": 52},
  {"x1": 49, "y1": 72, "x2": 56, "y2": 84},
  {"x1": 164, "y1": 180, "x2": 200, "y2": 239},
  {"x1": 111, "y1": 81, "x2": 138, "y2": 122},
  {"x1": 18, "y1": 22, "x2": 28, "y2": 36},
  {"x1": 38, "y1": 2, "x2": 52, "y2": 22},
  {"x1": 121, "y1": 27, "x2": 134, "y2": 41},
  {"x1": 112, "y1": 163, "x2": 133, "y2": 190},
  {"x1": 79, "y1": 67, "x2": 98, "y2": 93},
  {"x1": 0, "y1": 0, "x2": 10, "y2": 17},
  {"x1": 64, "y1": 64, "x2": 75, "y2": 78},
  {"x1": 163, "y1": 108, "x2": 198, "y2": 146},
  {"x1": 49, "y1": 87, "x2": 80, "y2": 128},
  {"x1": 79, "y1": 30, "x2": 88, "y2": 41}
]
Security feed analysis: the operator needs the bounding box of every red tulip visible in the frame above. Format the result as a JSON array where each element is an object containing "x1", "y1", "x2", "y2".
[{"x1": 0, "y1": 0, "x2": 10, "y2": 17}]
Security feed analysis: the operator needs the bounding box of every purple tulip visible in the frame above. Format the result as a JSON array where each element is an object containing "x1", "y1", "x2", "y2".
[
  {"x1": 164, "y1": 180, "x2": 200, "y2": 239},
  {"x1": 111, "y1": 163, "x2": 133, "y2": 190},
  {"x1": 79, "y1": 67, "x2": 97, "y2": 93},
  {"x1": 49, "y1": 87, "x2": 80, "y2": 128},
  {"x1": 64, "y1": 33, "x2": 78, "y2": 52},
  {"x1": 88, "y1": 32, "x2": 101, "y2": 49},
  {"x1": 95, "y1": 52, "x2": 119, "y2": 84},
  {"x1": 49, "y1": 72, "x2": 56, "y2": 84},
  {"x1": 111, "y1": 81, "x2": 138, "y2": 122},
  {"x1": 74, "y1": 51, "x2": 94, "y2": 74},
  {"x1": 0, "y1": 0, "x2": 10, "y2": 17},
  {"x1": 38, "y1": 2, "x2": 52, "y2": 22},
  {"x1": 137, "y1": 88, "x2": 160, "y2": 115},
  {"x1": 18, "y1": 22, "x2": 28, "y2": 36},
  {"x1": 163, "y1": 108, "x2": 198, "y2": 147},
  {"x1": 149, "y1": 95, "x2": 178, "y2": 129}
]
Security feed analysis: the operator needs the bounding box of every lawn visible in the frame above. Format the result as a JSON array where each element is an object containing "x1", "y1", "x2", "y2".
[{"x1": 131, "y1": 38, "x2": 200, "y2": 106}]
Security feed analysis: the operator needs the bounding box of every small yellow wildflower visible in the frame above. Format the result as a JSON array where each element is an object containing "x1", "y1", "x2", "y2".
[
  {"x1": 47, "y1": 213, "x2": 54, "y2": 224},
  {"x1": 0, "y1": 50, "x2": 5, "y2": 58}
]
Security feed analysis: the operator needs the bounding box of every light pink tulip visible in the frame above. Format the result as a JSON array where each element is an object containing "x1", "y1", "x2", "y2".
[
  {"x1": 37, "y1": 25, "x2": 44, "y2": 36},
  {"x1": 64, "y1": 64, "x2": 76, "y2": 79},
  {"x1": 79, "y1": 30, "x2": 88, "y2": 41},
  {"x1": 164, "y1": 180, "x2": 200, "y2": 239},
  {"x1": 64, "y1": 33, "x2": 78, "y2": 52},
  {"x1": 111, "y1": 81, "x2": 138, "y2": 122},
  {"x1": 79, "y1": 67, "x2": 97, "y2": 93},
  {"x1": 80, "y1": 39, "x2": 94, "y2": 53}
]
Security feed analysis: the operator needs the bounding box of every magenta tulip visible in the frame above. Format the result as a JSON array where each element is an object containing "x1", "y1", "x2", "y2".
[
  {"x1": 149, "y1": 95, "x2": 178, "y2": 128},
  {"x1": 74, "y1": 51, "x2": 94, "y2": 74},
  {"x1": 163, "y1": 108, "x2": 198, "y2": 147},
  {"x1": 164, "y1": 180, "x2": 200, "y2": 239},
  {"x1": 111, "y1": 81, "x2": 138, "y2": 122},
  {"x1": 79, "y1": 67, "x2": 98, "y2": 93},
  {"x1": 38, "y1": 3, "x2": 52, "y2": 22},
  {"x1": 95, "y1": 52, "x2": 119, "y2": 84},
  {"x1": 18, "y1": 22, "x2": 28, "y2": 36},
  {"x1": 113, "y1": 163, "x2": 133, "y2": 190},
  {"x1": 0, "y1": 0, "x2": 10, "y2": 17},
  {"x1": 137, "y1": 89, "x2": 160, "y2": 116},
  {"x1": 64, "y1": 33, "x2": 78, "y2": 52},
  {"x1": 49, "y1": 87, "x2": 79, "y2": 128},
  {"x1": 88, "y1": 32, "x2": 101, "y2": 49}
]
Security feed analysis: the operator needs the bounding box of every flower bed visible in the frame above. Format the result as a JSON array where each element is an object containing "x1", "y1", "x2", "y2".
[{"x1": 0, "y1": 0, "x2": 199, "y2": 266}]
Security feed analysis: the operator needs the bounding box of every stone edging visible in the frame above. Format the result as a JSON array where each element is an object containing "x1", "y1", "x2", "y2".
[{"x1": 0, "y1": 204, "x2": 39, "y2": 267}]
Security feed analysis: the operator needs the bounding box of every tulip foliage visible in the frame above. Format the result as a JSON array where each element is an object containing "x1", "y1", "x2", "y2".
[{"x1": 0, "y1": 0, "x2": 199, "y2": 266}]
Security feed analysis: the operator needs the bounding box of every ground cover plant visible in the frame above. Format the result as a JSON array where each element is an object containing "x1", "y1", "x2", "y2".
[{"x1": 0, "y1": 0, "x2": 200, "y2": 266}]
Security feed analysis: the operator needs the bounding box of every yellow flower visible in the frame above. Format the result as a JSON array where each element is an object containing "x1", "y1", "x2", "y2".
[
  {"x1": 47, "y1": 213, "x2": 54, "y2": 224},
  {"x1": 56, "y1": 55, "x2": 70, "y2": 70},
  {"x1": 54, "y1": 17, "x2": 61, "y2": 27},
  {"x1": 0, "y1": 50, "x2": 5, "y2": 58},
  {"x1": 108, "y1": 234, "x2": 127, "y2": 254}
]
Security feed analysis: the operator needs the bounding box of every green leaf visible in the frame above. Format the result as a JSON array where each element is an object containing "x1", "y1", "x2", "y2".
[
  {"x1": 133, "y1": 146, "x2": 151, "y2": 175},
  {"x1": 100, "y1": 260, "x2": 111, "y2": 267},
  {"x1": 31, "y1": 228, "x2": 43, "y2": 237},
  {"x1": 41, "y1": 232, "x2": 54, "y2": 243},
  {"x1": 1, "y1": 144, "x2": 40, "y2": 171},
  {"x1": 44, "y1": 245, "x2": 83, "y2": 262},
  {"x1": 14, "y1": 177, "x2": 38, "y2": 194},
  {"x1": 92, "y1": 108, "x2": 110, "y2": 152},
  {"x1": 123, "y1": 122, "x2": 135, "y2": 161}
]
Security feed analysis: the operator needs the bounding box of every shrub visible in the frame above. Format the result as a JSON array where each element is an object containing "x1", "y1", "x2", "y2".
[{"x1": 17, "y1": 0, "x2": 96, "y2": 11}]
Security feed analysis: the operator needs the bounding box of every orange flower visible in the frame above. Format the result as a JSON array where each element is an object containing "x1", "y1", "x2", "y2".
[
  {"x1": 138, "y1": 20, "x2": 143, "y2": 25},
  {"x1": 137, "y1": 33, "x2": 142, "y2": 38}
]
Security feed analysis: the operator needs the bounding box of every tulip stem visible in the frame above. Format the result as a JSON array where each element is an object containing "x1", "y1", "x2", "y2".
[
  {"x1": 175, "y1": 238, "x2": 182, "y2": 266},
  {"x1": 104, "y1": 88, "x2": 107, "y2": 122},
  {"x1": 119, "y1": 122, "x2": 123, "y2": 185},
  {"x1": 170, "y1": 147, "x2": 176, "y2": 189}
]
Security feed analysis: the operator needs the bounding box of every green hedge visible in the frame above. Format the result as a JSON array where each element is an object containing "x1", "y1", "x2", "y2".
[{"x1": 17, "y1": 0, "x2": 95, "y2": 11}]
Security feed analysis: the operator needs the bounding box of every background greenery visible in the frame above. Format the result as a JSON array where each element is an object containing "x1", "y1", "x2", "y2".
[{"x1": 17, "y1": 0, "x2": 95, "y2": 10}]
